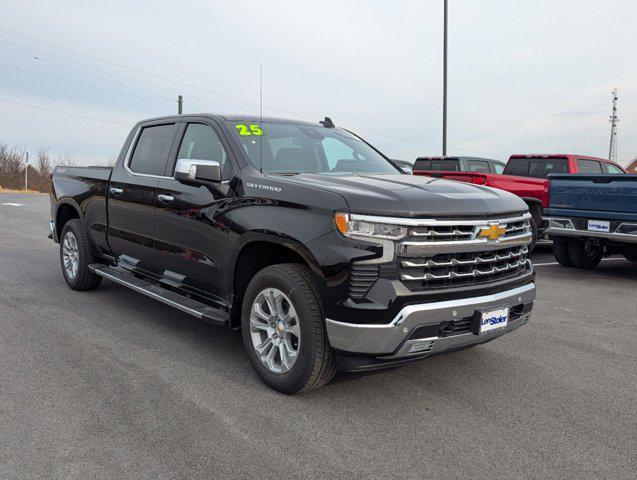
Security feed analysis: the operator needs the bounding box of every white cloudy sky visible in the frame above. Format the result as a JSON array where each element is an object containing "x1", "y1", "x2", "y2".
[{"x1": 1, "y1": 0, "x2": 635, "y2": 166}]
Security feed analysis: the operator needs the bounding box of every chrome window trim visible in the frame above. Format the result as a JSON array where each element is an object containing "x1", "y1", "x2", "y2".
[
  {"x1": 124, "y1": 125, "x2": 175, "y2": 180},
  {"x1": 349, "y1": 212, "x2": 531, "y2": 227}
]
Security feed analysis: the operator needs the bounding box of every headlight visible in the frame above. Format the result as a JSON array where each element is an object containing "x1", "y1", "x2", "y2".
[{"x1": 334, "y1": 212, "x2": 407, "y2": 240}]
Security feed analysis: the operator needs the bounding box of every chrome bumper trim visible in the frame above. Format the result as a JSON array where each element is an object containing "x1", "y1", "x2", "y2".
[
  {"x1": 546, "y1": 227, "x2": 637, "y2": 244},
  {"x1": 325, "y1": 282, "x2": 536, "y2": 355}
]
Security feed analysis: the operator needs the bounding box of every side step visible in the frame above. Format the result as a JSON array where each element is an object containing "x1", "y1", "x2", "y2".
[{"x1": 89, "y1": 265, "x2": 229, "y2": 326}]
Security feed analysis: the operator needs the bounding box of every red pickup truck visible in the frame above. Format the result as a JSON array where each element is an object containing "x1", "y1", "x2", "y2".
[{"x1": 413, "y1": 154, "x2": 626, "y2": 249}]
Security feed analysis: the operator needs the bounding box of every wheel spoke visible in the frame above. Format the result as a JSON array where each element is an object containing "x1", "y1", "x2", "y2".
[
  {"x1": 252, "y1": 302, "x2": 271, "y2": 322},
  {"x1": 279, "y1": 343, "x2": 291, "y2": 370},
  {"x1": 250, "y1": 316, "x2": 269, "y2": 332},
  {"x1": 288, "y1": 320, "x2": 300, "y2": 339}
]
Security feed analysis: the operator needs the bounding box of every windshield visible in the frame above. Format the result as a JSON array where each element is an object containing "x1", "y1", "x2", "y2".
[{"x1": 226, "y1": 121, "x2": 400, "y2": 175}]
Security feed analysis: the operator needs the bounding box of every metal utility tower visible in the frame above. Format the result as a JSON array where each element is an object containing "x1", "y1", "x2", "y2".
[{"x1": 608, "y1": 88, "x2": 618, "y2": 162}]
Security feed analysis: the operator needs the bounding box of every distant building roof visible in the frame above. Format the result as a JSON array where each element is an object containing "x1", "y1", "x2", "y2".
[{"x1": 628, "y1": 159, "x2": 637, "y2": 173}]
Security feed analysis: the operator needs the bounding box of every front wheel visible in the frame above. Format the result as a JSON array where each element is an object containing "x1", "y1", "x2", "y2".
[{"x1": 241, "y1": 264, "x2": 336, "y2": 394}]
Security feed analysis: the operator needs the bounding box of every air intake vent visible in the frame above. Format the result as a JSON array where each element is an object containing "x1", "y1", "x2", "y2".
[{"x1": 349, "y1": 263, "x2": 380, "y2": 300}]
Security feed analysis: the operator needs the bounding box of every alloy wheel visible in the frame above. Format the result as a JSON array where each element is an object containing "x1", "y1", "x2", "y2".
[{"x1": 249, "y1": 288, "x2": 301, "y2": 374}]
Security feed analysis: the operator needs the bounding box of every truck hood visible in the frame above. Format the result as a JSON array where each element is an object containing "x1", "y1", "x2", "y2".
[{"x1": 275, "y1": 173, "x2": 528, "y2": 217}]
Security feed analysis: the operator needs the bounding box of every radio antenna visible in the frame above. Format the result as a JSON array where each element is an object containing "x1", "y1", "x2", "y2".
[{"x1": 259, "y1": 63, "x2": 263, "y2": 174}]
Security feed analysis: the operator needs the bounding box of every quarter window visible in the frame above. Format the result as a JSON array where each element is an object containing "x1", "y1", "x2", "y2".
[{"x1": 129, "y1": 124, "x2": 177, "y2": 176}]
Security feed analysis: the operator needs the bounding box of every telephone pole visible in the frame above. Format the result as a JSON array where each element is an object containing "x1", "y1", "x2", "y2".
[
  {"x1": 442, "y1": 0, "x2": 448, "y2": 156},
  {"x1": 608, "y1": 88, "x2": 618, "y2": 162},
  {"x1": 178, "y1": 95, "x2": 183, "y2": 115}
]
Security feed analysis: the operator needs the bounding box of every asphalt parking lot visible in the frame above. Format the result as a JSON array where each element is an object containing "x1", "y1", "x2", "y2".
[{"x1": 1, "y1": 192, "x2": 635, "y2": 480}]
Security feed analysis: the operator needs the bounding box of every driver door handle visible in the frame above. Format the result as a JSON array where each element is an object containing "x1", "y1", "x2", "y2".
[
  {"x1": 157, "y1": 194, "x2": 174, "y2": 203},
  {"x1": 110, "y1": 187, "x2": 123, "y2": 195}
]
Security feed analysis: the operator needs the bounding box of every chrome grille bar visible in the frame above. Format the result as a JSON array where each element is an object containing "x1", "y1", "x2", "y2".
[
  {"x1": 402, "y1": 246, "x2": 528, "y2": 268},
  {"x1": 401, "y1": 259, "x2": 529, "y2": 282}
]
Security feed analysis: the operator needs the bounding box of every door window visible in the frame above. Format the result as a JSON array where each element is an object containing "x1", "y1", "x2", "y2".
[
  {"x1": 577, "y1": 159, "x2": 603, "y2": 174},
  {"x1": 467, "y1": 160, "x2": 490, "y2": 173},
  {"x1": 177, "y1": 123, "x2": 231, "y2": 179},
  {"x1": 492, "y1": 163, "x2": 505, "y2": 174},
  {"x1": 129, "y1": 124, "x2": 177, "y2": 176},
  {"x1": 602, "y1": 163, "x2": 624, "y2": 174}
]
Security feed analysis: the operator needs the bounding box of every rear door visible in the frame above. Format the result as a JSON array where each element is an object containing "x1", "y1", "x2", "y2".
[
  {"x1": 154, "y1": 120, "x2": 236, "y2": 303},
  {"x1": 107, "y1": 122, "x2": 178, "y2": 275}
]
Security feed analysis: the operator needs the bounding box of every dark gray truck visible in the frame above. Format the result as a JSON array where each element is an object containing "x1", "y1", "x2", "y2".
[{"x1": 49, "y1": 114, "x2": 537, "y2": 393}]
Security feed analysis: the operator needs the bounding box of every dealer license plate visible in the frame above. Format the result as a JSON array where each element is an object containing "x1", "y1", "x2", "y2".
[
  {"x1": 587, "y1": 220, "x2": 610, "y2": 233},
  {"x1": 479, "y1": 307, "x2": 509, "y2": 334}
]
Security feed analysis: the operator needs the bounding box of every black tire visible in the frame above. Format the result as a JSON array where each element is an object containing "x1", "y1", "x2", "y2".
[
  {"x1": 568, "y1": 240, "x2": 603, "y2": 269},
  {"x1": 59, "y1": 219, "x2": 102, "y2": 291},
  {"x1": 552, "y1": 238, "x2": 572, "y2": 267},
  {"x1": 241, "y1": 263, "x2": 337, "y2": 394}
]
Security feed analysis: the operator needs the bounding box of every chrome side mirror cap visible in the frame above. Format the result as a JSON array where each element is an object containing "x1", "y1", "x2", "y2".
[{"x1": 174, "y1": 159, "x2": 222, "y2": 184}]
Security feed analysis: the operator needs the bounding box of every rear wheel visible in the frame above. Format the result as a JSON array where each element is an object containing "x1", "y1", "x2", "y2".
[
  {"x1": 241, "y1": 264, "x2": 336, "y2": 394},
  {"x1": 568, "y1": 239, "x2": 603, "y2": 269},
  {"x1": 60, "y1": 219, "x2": 102, "y2": 291},
  {"x1": 552, "y1": 238, "x2": 572, "y2": 267}
]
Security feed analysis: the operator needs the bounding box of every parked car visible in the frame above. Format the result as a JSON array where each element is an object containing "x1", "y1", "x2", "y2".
[
  {"x1": 544, "y1": 173, "x2": 637, "y2": 268},
  {"x1": 413, "y1": 154, "x2": 626, "y2": 250},
  {"x1": 49, "y1": 114, "x2": 536, "y2": 393},
  {"x1": 413, "y1": 156, "x2": 506, "y2": 174}
]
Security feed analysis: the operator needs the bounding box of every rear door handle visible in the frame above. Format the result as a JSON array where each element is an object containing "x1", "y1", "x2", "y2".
[
  {"x1": 110, "y1": 187, "x2": 123, "y2": 195},
  {"x1": 157, "y1": 194, "x2": 174, "y2": 203}
]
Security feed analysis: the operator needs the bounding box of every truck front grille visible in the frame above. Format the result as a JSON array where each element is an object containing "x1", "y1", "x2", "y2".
[
  {"x1": 399, "y1": 245, "x2": 530, "y2": 291},
  {"x1": 396, "y1": 213, "x2": 532, "y2": 292}
]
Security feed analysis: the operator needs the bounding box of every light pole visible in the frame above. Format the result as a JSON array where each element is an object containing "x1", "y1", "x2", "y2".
[{"x1": 442, "y1": 0, "x2": 448, "y2": 156}]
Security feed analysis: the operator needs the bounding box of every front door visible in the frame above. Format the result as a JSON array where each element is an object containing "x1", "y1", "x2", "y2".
[
  {"x1": 107, "y1": 122, "x2": 177, "y2": 276},
  {"x1": 154, "y1": 122, "x2": 236, "y2": 304}
]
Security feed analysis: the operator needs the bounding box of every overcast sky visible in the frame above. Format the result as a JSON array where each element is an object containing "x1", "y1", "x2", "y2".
[{"x1": 1, "y1": 0, "x2": 635, "y2": 166}]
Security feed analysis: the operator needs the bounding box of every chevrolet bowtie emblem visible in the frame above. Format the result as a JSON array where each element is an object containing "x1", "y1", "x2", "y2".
[{"x1": 478, "y1": 223, "x2": 507, "y2": 240}]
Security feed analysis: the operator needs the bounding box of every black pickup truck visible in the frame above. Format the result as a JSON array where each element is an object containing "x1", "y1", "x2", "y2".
[{"x1": 50, "y1": 114, "x2": 536, "y2": 393}]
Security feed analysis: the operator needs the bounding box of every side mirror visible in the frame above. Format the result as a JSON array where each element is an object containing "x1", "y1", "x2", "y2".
[{"x1": 174, "y1": 159, "x2": 222, "y2": 184}]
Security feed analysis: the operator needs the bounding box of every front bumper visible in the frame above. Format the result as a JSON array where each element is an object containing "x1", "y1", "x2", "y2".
[{"x1": 326, "y1": 282, "x2": 535, "y2": 363}]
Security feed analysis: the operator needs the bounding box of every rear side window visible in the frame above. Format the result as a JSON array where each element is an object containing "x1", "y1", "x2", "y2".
[
  {"x1": 504, "y1": 158, "x2": 569, "y2": 178},
  {"x1": 577, "y1": 159, "x2": 603, "y2": 174},
  {"x1": 467, "y1": 160, "x2": 490, "y2": 173},
  {"x1": 602, "y1": 163, "x2": 624, "y2": 174},
  {"x1": 129, "y1": 124, "x2": 177, "y2": 175}
]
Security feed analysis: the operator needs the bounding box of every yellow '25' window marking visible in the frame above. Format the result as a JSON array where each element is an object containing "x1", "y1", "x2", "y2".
[{"x1": 235, "y1": 124, "x2": 263, "y2": 136}]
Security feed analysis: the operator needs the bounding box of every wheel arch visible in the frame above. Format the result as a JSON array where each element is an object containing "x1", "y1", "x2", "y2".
[
  {"x1": 228, "y1": 232, "x2": 323, "y2": 328},
  {"x1": 55, "y1": 200, "x2": 82, "y2": 240}
]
